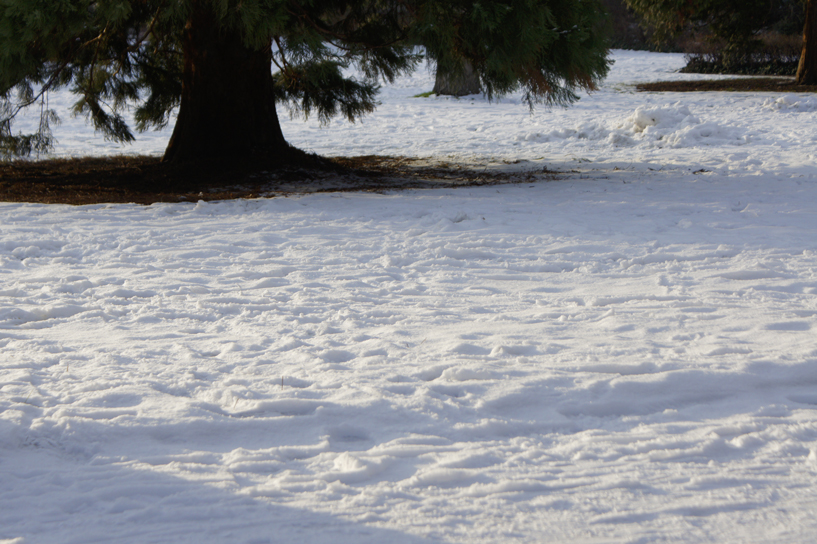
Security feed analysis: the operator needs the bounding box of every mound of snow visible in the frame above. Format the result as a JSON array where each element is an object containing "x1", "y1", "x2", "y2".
[
  {"x1": 627, "y1": 104, "x2": 697, "y2": 133},
  {"x1": 763, "y1": 94, "x2": 817, "y2": 112},
  {"x1": 618, "y1": 104, "x2": 753, "y2": 147},
  {"x1": 514, "y1": 103, "x2": 754, "y2": 150}
]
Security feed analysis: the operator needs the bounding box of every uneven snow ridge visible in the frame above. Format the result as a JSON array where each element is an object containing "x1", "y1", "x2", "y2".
[{"x1": 2, "y1": 51, "x2": 817, "y2": 543}]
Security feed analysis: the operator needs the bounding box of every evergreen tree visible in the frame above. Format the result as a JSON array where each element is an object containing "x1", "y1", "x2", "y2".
[
  {"x1": 625, "y1": 0, "x2": 813, "y2": 75},
  {"x1": 1, "y1": 0, "x2": 611, "y2": 168},
  {"x1": 625, "y1": 0, "x2": 778, "y2": 60}
]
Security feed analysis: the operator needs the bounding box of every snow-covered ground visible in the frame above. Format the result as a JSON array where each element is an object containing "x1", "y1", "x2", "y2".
[{"x1": 2, "y1": 51, "x2": 817, "y2": 543}]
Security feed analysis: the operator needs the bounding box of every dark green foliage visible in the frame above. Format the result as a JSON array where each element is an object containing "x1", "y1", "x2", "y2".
[
  {"x1": 272, "y1": 59, "x2": 381, "y2": 124},
  {"x1": 0, "y1": 0, "x2": 187, "y2": 157},
  {"x1": 679, "y1": 27, "x2": 804, "y2": 75},
  {"x1": 680, "y1": 56, "x2": 800, "y2": 76},
  {"x1": 769, "y1": 0, "x2": 808, "y2": 35},
  {"x1": 626, "y1": 0, "x2": 770, "y2": 56},
  {"x1": 600, "y1": 0, "x2": 651, "y2": 51},
  {"x1": 625, "y1": 0, "x2": 806, "y2": 64},
  {"x1": 1, "y1": 0, "x2": 611, "y2": 160},
  {"x1": 417, "y1": 0, "x2": 611, "y2": 108}
]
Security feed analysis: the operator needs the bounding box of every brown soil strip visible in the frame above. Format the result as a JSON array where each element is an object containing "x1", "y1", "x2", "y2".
[
  {"x1": 0, "y1": 155, "x2": 554, "y2": 205},
  {"x1": 637, "y1": 78, "x2": 817, "y2": 93}
]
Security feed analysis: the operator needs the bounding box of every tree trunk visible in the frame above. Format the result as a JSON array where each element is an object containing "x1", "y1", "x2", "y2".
[
  {"x1": 163, "y1": 1, "x2": 289, "y2": 165},
  {"x1": 796, "y1": 0, "x2": 817, "y2": 85},
  {"x1": 433, "y1": 60, "x2": 481, "y2": 96}
]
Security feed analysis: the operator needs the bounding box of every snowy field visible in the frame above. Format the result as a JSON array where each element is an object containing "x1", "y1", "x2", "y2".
[{"x1": 2, "y1": 50, "x2": 817, "y2": 543}]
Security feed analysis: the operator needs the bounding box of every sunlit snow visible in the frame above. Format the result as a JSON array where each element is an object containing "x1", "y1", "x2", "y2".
[{"x1": 2, "y1": 51, "x2": 817, "y2": 543}]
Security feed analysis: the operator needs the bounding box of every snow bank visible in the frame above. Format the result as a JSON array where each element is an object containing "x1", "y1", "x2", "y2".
[
  {"x1": 763, "y1": 94, "x2": 817, "y2": 112},
  {"x1": 515, "y1": 103, "x2": 754, "y2": 149},
  {"x1": 763, "y1": 94, "x2": 817, "y2": 113},
  {"x1": 622, "y1": 103, "x2": 754, "y2": 147}
]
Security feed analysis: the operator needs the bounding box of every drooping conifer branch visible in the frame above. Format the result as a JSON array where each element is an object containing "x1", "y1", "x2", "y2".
[{"x1": 1, "y1": 0, "x2": 611, "y2": 169}]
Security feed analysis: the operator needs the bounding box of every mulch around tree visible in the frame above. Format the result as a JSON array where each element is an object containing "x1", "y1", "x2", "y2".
[
  {"x1": 4, "y1": 78, "x2": 812, "y2": 206},
  {"x1": 636, "y1": 77, "x2": 817, "y2": 93},
  {"x1": 0, "y1": 155, "x2": 553, "y2": 206}
]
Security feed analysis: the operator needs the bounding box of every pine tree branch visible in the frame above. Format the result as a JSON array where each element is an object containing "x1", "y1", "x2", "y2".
[
  {"x1": 272, "y1": 36, "x2": 296, "y2": 81},
  {"x1": 1, "y1": 59, "x2": 71, "y2": 125},
  {"x1": 285, "y1": 0, "x2": 411, "y2": 51}
]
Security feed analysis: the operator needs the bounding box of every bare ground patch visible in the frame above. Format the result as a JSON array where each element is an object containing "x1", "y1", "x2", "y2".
[
  {"x1": 636, "y1": 77, "x2": 817, "y2": 93},
  {"x1": 0, "y1": 155, "x2": 555, "y2": 205}
]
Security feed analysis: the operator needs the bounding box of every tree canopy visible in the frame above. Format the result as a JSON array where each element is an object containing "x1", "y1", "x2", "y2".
[{"x1": 1, "y1": 0, "x2": 611, "y2": 166}]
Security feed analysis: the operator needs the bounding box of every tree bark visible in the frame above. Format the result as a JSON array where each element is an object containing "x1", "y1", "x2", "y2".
[
  {"x1": 433, "y1": 60, "x2": 481, "y2": 96},
  {"x1": 796, "y1": 0, "x2": 817, "y2": 85},
  {"x1": 163, "y1": 1, "x2": 289, "y2": 165}
]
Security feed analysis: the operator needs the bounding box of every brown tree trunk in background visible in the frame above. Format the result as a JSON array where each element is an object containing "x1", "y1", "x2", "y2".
[
  {"x1": 433, "y1": 60, "x2": 481, "y2": 96},
  {"x1": 163, "y1": 1, "x2": 289, "y2": 165},
  {"x1": 796, "y1": 0, "x2": 817, "y2": 85}
]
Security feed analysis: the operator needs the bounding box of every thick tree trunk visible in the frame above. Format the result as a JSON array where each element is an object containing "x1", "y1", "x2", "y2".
[
  {"x1": 163, "y1": 1, "x2": 289, "y2": 165},
  {"x1": 796, "y1": 0, "x2": 817, "y2": 85},
  {"x1": 433, "y1": 60, "x2": 481, "y2": 96}
]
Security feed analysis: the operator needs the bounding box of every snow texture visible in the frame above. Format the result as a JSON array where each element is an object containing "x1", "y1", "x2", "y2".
[{"x1": 2, "y1": 50, "x2": 817, "y2": 543}]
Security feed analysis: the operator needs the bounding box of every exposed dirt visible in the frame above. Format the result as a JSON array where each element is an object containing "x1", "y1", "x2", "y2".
[
  {"x1": 0, "y1": 155, "x2": 554, "y2": 205},
  {"x1": 636, "y1": 77, "x2": 817, "y2": 93}
]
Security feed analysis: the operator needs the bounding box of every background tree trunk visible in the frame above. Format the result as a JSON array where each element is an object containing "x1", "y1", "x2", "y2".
[
  {"x1": 163, "y1": 1, "x2": 289, "y2": 165},
  {"x1": 433, "y1": 60, "x2": 481, "y2": 96},
  {"x1": 796, "y1": 0, "x2": 816, "y2": 84}
]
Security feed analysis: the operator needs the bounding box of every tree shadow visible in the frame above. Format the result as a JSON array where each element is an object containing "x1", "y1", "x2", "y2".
[{"x1": 0, "y1": 415, "x2": 448, "y2": 544}]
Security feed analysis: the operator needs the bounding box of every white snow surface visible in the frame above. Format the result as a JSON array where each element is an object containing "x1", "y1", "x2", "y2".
[{"x1": 3, "y1": 50, "x2": 817, "y2": 543}]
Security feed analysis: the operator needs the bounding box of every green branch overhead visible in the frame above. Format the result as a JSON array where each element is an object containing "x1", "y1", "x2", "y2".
[{"x1": 1, "y1": 0, "x2": 611, "y2": 163}]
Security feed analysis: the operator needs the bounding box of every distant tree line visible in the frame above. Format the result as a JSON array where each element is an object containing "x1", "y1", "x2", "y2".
[{"x1": 622, "y1": 0, "x2": 815, "y2": 82}]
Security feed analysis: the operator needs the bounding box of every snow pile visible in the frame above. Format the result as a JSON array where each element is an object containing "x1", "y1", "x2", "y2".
[
  {"x1": 627, "y1": 103, "x2": 697, "y2": 133},
  {"x1": 763, "y1": 94, "x2": 817, "y2": 112},
  {"x1": 620, "y1": 104, "x2": 754, "y2": 147},
  {"x1": 513, "y1": 103, "x2": 753, "y2": 150}
]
